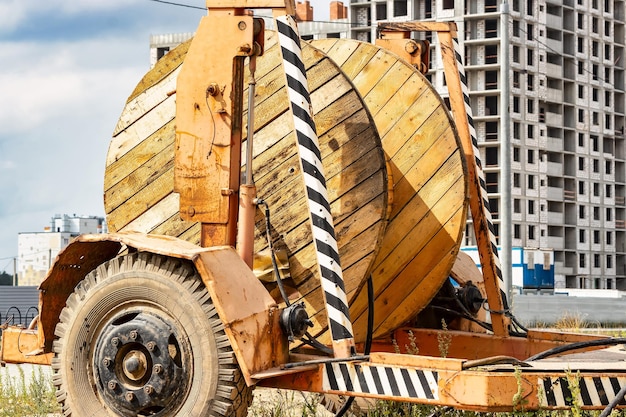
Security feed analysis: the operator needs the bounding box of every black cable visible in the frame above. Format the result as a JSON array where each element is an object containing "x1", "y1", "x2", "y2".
[
  {"x1": 146, "y1": 0, "x2": 205, "y2": 10},
  {"x1": 526, "y1": 337, "x2": 626, "y2": 361},
  {"x1": 599, "y1": 382, "x2": 626, "y2": 417},
  {"x1": 257, "y1": 199, "x2": 291, "y2": 307}
]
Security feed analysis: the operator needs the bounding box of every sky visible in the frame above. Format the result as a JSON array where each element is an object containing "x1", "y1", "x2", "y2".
[{"x1": 0, "y1": 0, "x2": 332, "y2": 272}]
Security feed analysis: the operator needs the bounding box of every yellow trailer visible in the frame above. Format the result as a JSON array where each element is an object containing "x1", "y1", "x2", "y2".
[{"x1": 2, "y1": 1, "x2": 626, "y2": 416}]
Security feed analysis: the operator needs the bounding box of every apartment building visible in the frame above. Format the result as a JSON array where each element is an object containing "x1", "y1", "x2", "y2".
[
  {"x1": 17, "y1": 214, "x2": 106, "y2": 286},
  {"x1": 349, "y1": 0, "x2": 626, "y2": 291}
]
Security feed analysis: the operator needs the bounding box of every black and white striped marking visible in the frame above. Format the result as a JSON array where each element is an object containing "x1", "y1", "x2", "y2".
[
  {"x1": 276, "y1": 16, "x2": 355, "y2": 346},
  {"x1": 452, "y1": 37, "x2": 509, "y2": 309},
  {"x1": 541, "y1": 376, "x2": 626, "y2": 407},
  {"x1": 323, "y1": 362, "x2": 439, "y2": 400}
]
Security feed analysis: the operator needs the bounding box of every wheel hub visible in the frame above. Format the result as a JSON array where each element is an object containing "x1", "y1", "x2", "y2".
[{"x1": 94, "y1": 310, "x2": 191, "y2": 416}]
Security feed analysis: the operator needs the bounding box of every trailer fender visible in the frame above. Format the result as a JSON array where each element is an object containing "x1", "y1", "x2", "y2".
[{"x1": 39, "y1": 232, "x2": 288, "y2": 385}]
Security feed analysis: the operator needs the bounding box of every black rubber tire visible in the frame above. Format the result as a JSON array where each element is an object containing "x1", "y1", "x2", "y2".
[{"x1": 52, "y1": 252, "x2": 253, "y2": 416}]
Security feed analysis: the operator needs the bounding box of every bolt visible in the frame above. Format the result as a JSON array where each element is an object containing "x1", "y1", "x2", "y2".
[
  {"x1": 125, "y1": 392, "x2": 135, "y2": 402},
  {"x1": 108, "y1": 380, "x2": 117, "y2": 390},
  {"x1": 153, "y1": 364, "x2": 163, "y2": 375},
  {"x1": 146, "y1": 341, "x2": 156, "y2": 352},
  {"x1": 144, "y1": 385, "x2": 154, "y2": 395},
  {"x1": 103, "y1": 357, "x2": 111, "y2": 367},
  {"x1": 111, "y1": 337, "x2": 120, "y2": 347},
  {"x1": 129, "y1": 330, "x2": 138, "y2": 340}
]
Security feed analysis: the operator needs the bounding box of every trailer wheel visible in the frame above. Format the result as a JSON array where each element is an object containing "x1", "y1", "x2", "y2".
[{"x1": 52, "y1": 252, "x2": 253, "y2": 416}]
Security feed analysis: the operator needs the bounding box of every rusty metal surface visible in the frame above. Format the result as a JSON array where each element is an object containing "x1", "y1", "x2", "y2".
[
  {"x1": 0, "y1": 327, "x2": 52, "y2": 365},
  {"x1": 36, "y1": 232, "x2": 286, "y2": 384}
]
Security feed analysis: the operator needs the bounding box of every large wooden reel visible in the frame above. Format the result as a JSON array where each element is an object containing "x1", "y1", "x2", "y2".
[
  {"x1": 312, "y1": 39, "x2": 468, "y2": 340},
  {"x1": 104, "y1": 32, "x2": 467, "y2": 343}
]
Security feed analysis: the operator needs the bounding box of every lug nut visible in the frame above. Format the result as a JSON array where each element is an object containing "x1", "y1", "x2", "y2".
[
  {"x1": 153, "y1": 364, "x2": 163, "y2": 375},
  {"x1": 129, "y1": 330, "x2": 138, "y2": 340},
  {"x1": 125, "y1": 392, "x2": 135, "y2": 402},
  {"x1": 103, "y1": 357, "x2": 111, "y2": 367},
  {"x1": 146, "y1": 341, "x2": 156, "y2": 352},
  {"x1": 144, "y1": 385, "x2": 154, "y2": 395},
  {"x1": 111, "y1": 337, "x2": 120, "y2": 347},
  {"x1": 108, "y1": 380, "x2": 117, "y2": 390}
]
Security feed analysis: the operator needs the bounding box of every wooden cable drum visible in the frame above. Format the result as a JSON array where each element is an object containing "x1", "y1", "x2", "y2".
[
  {"x1": 311, "y1": 39, "x2": 469, "y2": 341},
  {"x1": 104, "y1": 32, "x2": 389, "y2": 341},
  {"x1": 104, "y1": 31, "x2": 468, "y2": 344}
]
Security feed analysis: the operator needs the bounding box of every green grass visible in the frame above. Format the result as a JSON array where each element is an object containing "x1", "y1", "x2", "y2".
[{"x1": 0, "y1": 365, "x2": 59, "y2": 417}]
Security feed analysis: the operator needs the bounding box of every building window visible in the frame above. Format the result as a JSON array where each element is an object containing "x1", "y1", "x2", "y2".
[
  {"x1": 513, "y1": 147, "x2": 520, "y2": 162},
  {"x1": 528, "y1": 200, "x2": 535, "y2": 214},
  {"x1": 485, "y1": 147, "x2": 499, "y2": 167},
  {"x1": 594, "y1": 206, "x2": 600, "y2": 220},
  {"x1": 606, "y1": 208, "x2": 612, "y2": 221},
  {"x1": 578, "y1": 85, "x2": 584, "y2": 99},
  {"x1": 513, "y1": 96, "x2": 520, "y2": 113},
  {"x1": 513, "y1": 46, "x2": 520, "y2": 63},
  {"x1": 514, "y1": 198, "x2": 521, "y2": 213},
  {"x1": 527, "y1": 73, "x2": 534, "y2": 90},
  {"x1": 393, "y1": 0, "x2": 407, "y2": 16},
  {"x1": 578, "y1": 109, "x2": 584, "y2": 123},
  {"x1": 592, "y1": 159, "x2": 599, "y2": 173},
  {"x1": 527, "y1": 50, "x2": 534, "y2": 67},
  {"x1": 376, "y1": 3, "x2": 387, "y2": 19},
  {"x1": 443, "y1": 0, "x2": 454, "y2": 9},
  {"x1": 594, "y1": 253, "x2": 601, "y2": 268},
  {"x1": 606, "y1": 160, "x2": 612, "y2": 174},
  {"x1": 578, "y1": 61, "x2": 584, "y2": 75},
  {"x1": 513, "y1": 20, "x2": 520, "y2": 37},
  {"x1": 528, "y1": 225, "x2": 535, "y2": 240},
  {"x1": 513, "y1": 173, "x2": 520, "y2": 187},
  {"x1": 578, "y1": 156, "x2": 585, "y2": 171},
  {"x1": 527, "y1": 23, "x2": 533, "y2": 41},
  {"x1": 486, "y1": 20, "x2": 498, "y2": 38},
  {"x1": 607, "y1": 231, "x2": 613, "y2": 244},
  {"x1": 579, "y1": 253, "x2": 585, "y2": 268},
  {"x1": 606, "y1": 184, "x2": 612, "y2": 198},
  {"x1": 514, "y1": 122, "x2": 521, "y2": 139},
  {"x1": 527, "y1": 99, "x2": 535, "y2": 115},
  {"x1": 579, "y1": 205, "x2": 586, "y2": 219},
  {"x1": 593, "y1": 182, "x2": 600, "y2": 197},
  {"x1": 591, "y1": 135, "x2": 599, "y2": 152},
  {"x1": 578, "y1": 133, "x2": 585, "y2": 147},
  {"x1": 528, "y1": 149, "x2": 535, "y2": 164},
  {"x1": 579, "y1": 229, "x2": 586, "y2": 243},
  {"x1": 577, "y1": 37, "x2": 584, "y2": 53},
  {"x1": 528, "y1": 175, "x2": 535, "y2": 189},
  {"x1": 578, "y1": 180, "x2": 585, "y2": 195},
  {"x1": 486, "y1": 71, "x2": 498, "y2": 89},
  {"x1": 607, "y1": 255, "x2": 613, "y2": 269},
  {"x1": 514, "y1": 224, "x2": 521, "y2": 239},
  {"x1": 594, "y1": 230, "x2": 600, "y2": 244},
  {"x1": 577, "y1": 13, "x2": 584, "y2": 30},
  {"x1": 156, "y1": 47, "x2": 170, "y2": 61}
]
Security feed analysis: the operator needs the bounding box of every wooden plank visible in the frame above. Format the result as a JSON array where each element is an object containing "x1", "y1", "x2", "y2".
[
  {"x1": 362, "y1": 60, "x2": 414, "y2": 116},
  {"x1": 113, "y1": 66, "x2": 180, "y2": 137},
  {"x1": 118, "y1": 193, "x2": 181, "y2": 233},
  {"x1": 107, "y1": 94, "x2": 175, "y2": 166},
  {"x1": 105, "y1": 121, "x2": 175, "y2": 192},
  {"x1": 127, "y1": 39, "x2": 190, "y2": 103},
  {"x1": 107, "y1": 168, "x2": 175, "y2": 231},
  {"x1": 104, "y1": 143, "x2": 174, "y2": 212},
  {"x1": 372, "y1": 75, "x2": 430, "y2": 138},
  {"x1": 349, "y1": 175, "x2": 466, "y2": 327}
]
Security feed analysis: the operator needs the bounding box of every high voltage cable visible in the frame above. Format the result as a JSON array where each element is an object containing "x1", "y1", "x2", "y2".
[
  {"x1": 145, "y1": 0, "x2": 365, "y2": 26},
  {"x1": 146, "y1": 0, "x2": 206, "y2": 11}
]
